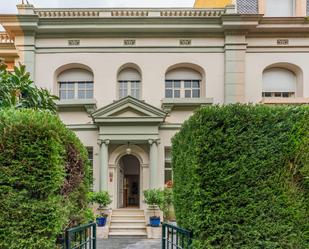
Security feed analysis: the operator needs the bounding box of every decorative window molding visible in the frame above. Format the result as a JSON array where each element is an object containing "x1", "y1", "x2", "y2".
[
  {"x1": 165, "y1": 67, "x2": 202, "y2": 99},
  {"x1": 262, "y1": 68, "x2": 297, "y2": 98},
  {"x1": 59, "y1": 82, "x2": 94, "y2": 100},
  {"x1": 118, "y1": 67, "x2": 142, "y2": 99},
  {"x1": 57, "y1": 68, "x2": 94, "y2": 100}
]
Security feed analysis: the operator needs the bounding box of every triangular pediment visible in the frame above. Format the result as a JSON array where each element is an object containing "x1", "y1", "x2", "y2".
[{"x1": 91, "y1": 96, "x2": 166, "y2": 124}]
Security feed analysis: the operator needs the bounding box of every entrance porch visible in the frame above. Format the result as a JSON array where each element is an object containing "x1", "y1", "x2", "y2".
[{"x1": 91, "y1": 96, "x2": 167, "y2": 210}]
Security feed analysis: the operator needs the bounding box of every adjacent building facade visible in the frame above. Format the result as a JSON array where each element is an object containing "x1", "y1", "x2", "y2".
[{"x1": 0, "y1": 0, "x2": 309, "y2": 210}]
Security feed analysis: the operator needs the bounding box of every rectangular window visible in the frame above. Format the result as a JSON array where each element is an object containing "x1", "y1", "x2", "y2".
[
  {"x1": 165, "y1": 80, "x2": 201, "y2": 99},
  {"x1": 184, "y1": 80, "x2": 200, "y2": 98},
  {"x1": 119, "y1": 80, "x2": 141, "y2": 99},
  {"x1": 59, "y1": 82, "x2": 75, "y2": 100},
  {"x1": 119, "y1": 81, "x2": 128, "y2": 99},
  {"x1": 265, "y1": 0, "x2": 295, "y2": 17},
  {"x1": 59, "y1": 82, "x2": 93, "y2": 100},
  {"x1": 164, "y1": 148, "x2": 173, "y2": 185},
  {"x1": 130, "y1": 81, "x2": 140, "y2": 99},
  {"x1": 78, "y1": 82, "x2": 94, "y2": 99},
  {"x1": 262, "y1": 92, "x2": 295, "y2": 98},
  {"x1": 165, "y1": 80, "x2": 181, "y2": 98}
]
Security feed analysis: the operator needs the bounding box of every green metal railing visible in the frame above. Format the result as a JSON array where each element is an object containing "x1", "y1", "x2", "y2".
[
  {"x1": 162, "y1": 223, "x2": 193, "y2": 249},
  {"x1": 64, "y1": 222, "x2": 96, "y2": 249}
]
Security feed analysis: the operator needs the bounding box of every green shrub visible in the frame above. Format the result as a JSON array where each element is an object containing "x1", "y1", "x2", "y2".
[
  {"x1": 88, "y1": 191, "x2": 112, "y2": 208},
  {"x1": 0, "y1": 109, "x2": 90, "y2": 249},
  {"x1": 144, "y1": 189, "x2": 164, "y2": 207},
  {"x1": 144, "y1": 189, "x2": 164, "y2": 218},
  {"x1": 172, "y1": 104, "x2": 309, "y2": 249}
]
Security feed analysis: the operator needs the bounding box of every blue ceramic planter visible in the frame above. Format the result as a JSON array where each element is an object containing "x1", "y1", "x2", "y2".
[
  {"x1": 96, "y1": 217, "x2": 107, "y2": 227},
  {"x1": 150, "y1": 216, "x2": 161, "y2": 227}
]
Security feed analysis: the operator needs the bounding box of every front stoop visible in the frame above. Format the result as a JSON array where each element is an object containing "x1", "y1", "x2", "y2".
[{"x1": 109, "y1": 209, "x2": 147, "y2": 236}]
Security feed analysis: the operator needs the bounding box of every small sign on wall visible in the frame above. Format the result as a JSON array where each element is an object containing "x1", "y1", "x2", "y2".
[
  {"x1": 68, "y1": 39, "x2": 80, "y2": 46},
  {"x1": 277, "y1": 39, "x2": 289, "y2": 45},
  {"x1": 124, "y1": 39, "x2": 136, "y2": 46},
  {"x1": 180, "y1": 39, "x2": 192, "y2": 46}
]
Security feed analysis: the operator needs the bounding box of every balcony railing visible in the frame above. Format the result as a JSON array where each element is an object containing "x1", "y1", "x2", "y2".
[{"x1": 34, "y1": 8, "x2": 228, "y2": 18}]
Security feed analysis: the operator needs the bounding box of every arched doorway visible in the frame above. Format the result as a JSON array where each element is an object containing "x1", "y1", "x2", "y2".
[{"x1": 118, "y1": 154, "x2": 140, "y2": 208}]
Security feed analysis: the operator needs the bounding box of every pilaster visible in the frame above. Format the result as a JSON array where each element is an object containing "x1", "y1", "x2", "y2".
[
  {"x1": 98, "y1": 139, "x2": 110, "y2": 191},
  {"x1": 148, "y1": 139, "x2": 159, "y2": 189},
  {"x1": 224, "y1": 32, "x2": 247, "y2": 103}
]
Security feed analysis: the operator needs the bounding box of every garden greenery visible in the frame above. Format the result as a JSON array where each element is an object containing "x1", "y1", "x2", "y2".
[
  {"x1": 172, "y1": 105, "x2": 309, "y2": 248},
  {"x1": 88, "y1": 191, "x2": 112, "y2": 209},
  {"x1": 0, "y1": 109, "x2": 91, "y2": 249},
  {"x1": 0, "y1": 63, "x2": 58, "y2": 113}
]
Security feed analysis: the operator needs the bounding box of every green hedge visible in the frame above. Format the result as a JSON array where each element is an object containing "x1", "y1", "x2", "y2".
[
  {"x1": 172, "y1": 105, "x2": 309, "y2": 248},
  {"x1": 0, "y1": 109, "x2": 90, "y2": 249}
]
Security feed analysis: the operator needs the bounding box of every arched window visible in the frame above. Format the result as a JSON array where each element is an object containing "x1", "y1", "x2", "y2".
[
  {"x1": 165, "y1": 68, "x2": 202, "y2": 98},
  {"x1": 262, "y1": 68, "x2": 296, "y2": 98},
  {"x1": 58, "y1": 68, "x2": 94, "y2": 100},
  {"x1": 265, "y1": 0, "x2": 295, "y2": 17},
  {"x1": 118, "y1": 67, "x2": 141, "y2": 99}
]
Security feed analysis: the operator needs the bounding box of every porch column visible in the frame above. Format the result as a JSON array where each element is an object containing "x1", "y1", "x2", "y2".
[
  {"x1": 98, "y1": 139, "x2": 110, "y2": 191},
  {"x1": 149, "y1": 139, "x2": 159, "y2": 189}
]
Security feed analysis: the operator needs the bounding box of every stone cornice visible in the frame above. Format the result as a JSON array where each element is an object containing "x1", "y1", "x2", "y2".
[{"x1": 1, "y1": 9, "x2": 309, "y2": 38}]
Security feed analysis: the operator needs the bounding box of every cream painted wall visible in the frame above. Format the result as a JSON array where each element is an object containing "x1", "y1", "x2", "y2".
[
  {"x1": 58, "y1": 111, "x2": 93, "y2": 125},
  {"x1": 74, "y1": 130, "x2": 100, "y2": 191},
  {"x1": 35, "y1": 51, "x2": 225, "y2": 108}
]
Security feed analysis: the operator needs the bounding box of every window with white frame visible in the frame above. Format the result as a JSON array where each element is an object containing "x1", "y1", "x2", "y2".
[
  {"x1": 265, "y1": 0, "x2": 295, "y2": 17},
  {"x1": 164, "y1": 148, "x2": 173, "y2": 185},
  {"x1": 262, "y1": 68, "x2": 297, "y2": 98},
  {"x1": 58, "y1": 68, "x2": 94, "y2": 100},
  {"x1": 165, "y1": 68, "x2": 202, "y2": 98},
  {"x1": 118, "y1": 67, "x2": 141, "y2": 99}
]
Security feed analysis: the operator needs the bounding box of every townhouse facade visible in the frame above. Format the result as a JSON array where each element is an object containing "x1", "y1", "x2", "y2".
[{"x1": 0, "y1": 0, "x2": 309, "y2": 212}]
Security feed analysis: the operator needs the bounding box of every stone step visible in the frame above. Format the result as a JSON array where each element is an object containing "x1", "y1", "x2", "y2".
[
  {"x1": 109, "y1": 209, "x2": 147, "y2": 237},
  {"x1": 112, "y1": 209, "x2": 144, "y2": 215},
  {"x1": 110, "y1": 224, "x2": 146, "y2": 229},
  {"x1": 109, "y1": 228, "x2": 147, "y2": 234},
  {"x1": 108, "y1": 231, "x2": 147, "y2": 236},
  {"x1": 111, "y1": 214, "x2": 145, "y2": 220},
  {"x1": 110, "y1": 220, "x2": 146, "y2": 227}
]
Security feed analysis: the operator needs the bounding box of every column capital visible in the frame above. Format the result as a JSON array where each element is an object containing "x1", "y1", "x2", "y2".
[
  {"x1": 148, "y1": 139, "x2": 160, "y2": 145},
  {"x1": 97, "y1": 139, "x2": 110, "y2": 146}
]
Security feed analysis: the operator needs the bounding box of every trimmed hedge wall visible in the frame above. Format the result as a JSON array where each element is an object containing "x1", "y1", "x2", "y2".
[
  {"x1": 0, "y1": 109, "x2": 90, "y2": 249},
  {"x1": 172, "y1": 105, "x2": 309, "y2": 248}
]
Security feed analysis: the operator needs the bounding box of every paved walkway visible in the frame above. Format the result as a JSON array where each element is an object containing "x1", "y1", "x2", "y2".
[{"x1": 97, "y1": 237, "x2": 161, "y2": 249}]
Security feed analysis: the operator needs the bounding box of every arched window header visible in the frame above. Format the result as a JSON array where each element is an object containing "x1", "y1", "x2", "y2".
[
  {"x1": 166, "y1": 68, "x2": 202, "y2": 80},
  {"x1": 118, "y1": 68, "x2": 141, "y2": 81},
  {"x1": 117, "y1": 67, "x2": 141, "y2": 99},
  {"x1": 58, "y1": 68, "x2": 93, "y2": 82},
  {"x1": 57, "y1": 68, "x2": 94, "y2": 100},
  {"x1": 165, "y1": 67, "x2": 202, "y2": 99}
]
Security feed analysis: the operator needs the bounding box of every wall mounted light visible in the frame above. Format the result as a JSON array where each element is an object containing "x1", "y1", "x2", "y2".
[{"x1": 126, "y1": 142, "x2": 131, "y2": 155}]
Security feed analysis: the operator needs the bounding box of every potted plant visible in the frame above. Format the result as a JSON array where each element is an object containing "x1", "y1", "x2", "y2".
[
  {"x1": 143, "y1": 189, "x2": 164, "y2": 227},
  {"x1": 88, "y1": 191, "x2": 112, "y2": 227}
]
